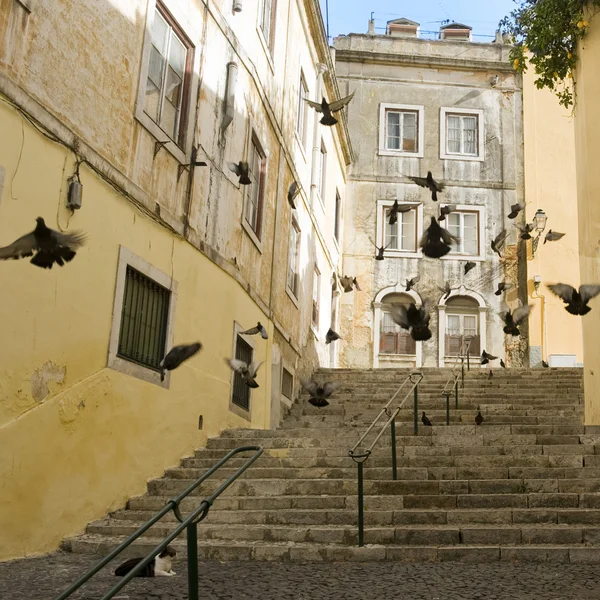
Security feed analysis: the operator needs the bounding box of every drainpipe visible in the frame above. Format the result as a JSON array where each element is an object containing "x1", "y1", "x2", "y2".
[
  {"x1": 532, "y1": 285, "x2": 547, "y2": 364},
  {"x1": 309, "y1": 63, "x2": 328, "y2": 209}
]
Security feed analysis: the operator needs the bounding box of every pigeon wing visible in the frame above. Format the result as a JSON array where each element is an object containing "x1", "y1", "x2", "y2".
[
  {"x1": 439, "y1": 228, "x2": 459, "y2": 246},
  {"x1": 300, "y1": 378, "x2": 319, "y2": 396},
  {"x1": 51, "y1": 229, "x2": 87, "y2": 250},
  {"x1": 406, "y1": 176, "x2": 428, "y2": 188},
  {"x1": 226, "y1": 358, "x2": 247, "y2": 373},
  {"x1": 241, "y1": 325, "x2": 260, "y2": 335},
  {"x1": 387, "y1": 304, "x2": 410, "y2": 329},
  {"x1": 305, "y1": 98, "x2": 323, "y2": 112},
  {"x1": 248, "y1": 361, "x2": 264, "y2": 378},
  {"x1": 227, "y1": 162, "x2": 241, "y2": 176},
  {"x1": 579, "y1": 285, "x2": 600, "y2": 304},
  {"x1": 322, "y1": 381, "x2": 342, "y2": 397},
  {"x1": 0, "y1": 231, "x2": 38, "y2": 260},
  {"x1": 493, "y1": 229, "x2": 509, "y2": 248},
  {"x1": 328, "y1": 90, "x2": 355, "y2": 112},
  {"x1": 547, "y1": 284, "x2": 576, "y2": 303},
  {"x1": 512, "y1": 305, "x2": 532, "y2": 325},
  {"x1": 353, "y1": 278, "x2": 361, "y2": 291}
]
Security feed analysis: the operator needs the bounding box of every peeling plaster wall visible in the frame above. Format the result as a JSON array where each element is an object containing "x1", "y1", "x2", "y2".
[
  {"x1": 0, "y1": 0, "x2": 350, "y2": 559},
  {"x1": 334, "y1": 33, "x2": 525, "y2": 368}
]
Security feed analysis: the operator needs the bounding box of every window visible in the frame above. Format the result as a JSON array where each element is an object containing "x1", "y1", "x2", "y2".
[
  {"x1": 386, "y1": 110, "x2": 418, "y2": 152},
  {"x1": 143, "y1": 3, "x2": 193, "y2": 146},
  {"x1": 445, "y1": 297, "x2": 480, "y2": 357},
  {"x1": 385, "y1": 207, "x2": 417, "y2": 252},
  {"x1": 334, "y1": 190, "x2": 341, "y2": 243},
  {"x1": 379, "y1": 294, "x2": 417, "y2": 355},
  {"x1": 232, "y1": 335, "x2": 253, "y2": 411},
  {"x1": 282, "y1": 367, "x2": 293, "y2": 400},
  {"x1": 244, "y1": 136, "x2": 267, "y2": 239},
  {"x1": 312, "y1": 266, "x2": 320, "y2": 327},
  {"x1": 379, "y1": 104, "x2": 424, "y2": 157},
  {"x1": 259, "y1": 0, "x2": 277, "y2": 52},
  {"x1": 440, "y1": 108, "x2": 484, "y2": 161},
  {"x1": 317, "y1": 141, "x2": 327, "y2": 201},
  {"x1": 297, "y1": 72, "x2": 310, "y2": 148},
  {"x1": 446, "y1": 211, "x2": 479, "y2": 256},
  {"x1": 287, "y1": 217, "x2": 301, "y2": 298}
]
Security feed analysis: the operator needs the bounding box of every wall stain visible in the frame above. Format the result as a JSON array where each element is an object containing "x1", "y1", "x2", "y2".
[{"x1": 29, "y1": 362, "x2": 66, "y2": 403}]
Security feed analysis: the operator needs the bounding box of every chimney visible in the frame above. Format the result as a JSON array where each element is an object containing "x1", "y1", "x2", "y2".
[
  {"x1": 494, "y1": 30, "x2": 503, "y2": 44},
  {"x1": 440, "y1": 22, "x2": 472, "y2": 42},
  {"x1": 386, "y1": 18, "x2": 420, "y2": 38},
  {"x1": 368, "y1": 19, "x2": 375, "y2": 35}
]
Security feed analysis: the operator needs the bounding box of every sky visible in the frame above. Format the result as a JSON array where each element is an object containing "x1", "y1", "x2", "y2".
[{"x1": 319, "y1": 0, "x2": 518, "y2": 42}]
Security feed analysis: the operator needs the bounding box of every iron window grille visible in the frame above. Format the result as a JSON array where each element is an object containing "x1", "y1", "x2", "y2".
[{"x1": 232, "y1": 335, "x2": 252, "y2": 411}]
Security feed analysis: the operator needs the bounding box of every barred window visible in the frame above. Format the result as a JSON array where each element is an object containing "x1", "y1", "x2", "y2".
[
  {"x1": 282, "y1": 368, "x2": 293, "y2": 400},
  {"x1": 232, "y1": 335, "x2": 252, "y2": 411},
  {"x1": 117, "y1": 266, "x2": 170, "y2": 370}
]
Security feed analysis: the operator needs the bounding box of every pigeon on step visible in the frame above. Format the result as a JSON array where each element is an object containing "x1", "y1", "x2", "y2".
[
  {"x1": 421, "y1": 412, "x2": 432, "y2": 427},
  {"x1": 475, "y1": 411, "x2": 484, "y2": 425}
]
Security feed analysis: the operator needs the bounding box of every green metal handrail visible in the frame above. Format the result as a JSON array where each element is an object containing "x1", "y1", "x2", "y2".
[
  {"x1": 441, "y1": 338, "x2": 473, "y2": 425},
  {"x1": 348, "y1": 370, "x2": 423, "y2": 546},
  {"x1": 55, "y1": 445, "x2": 263, "y2": 600}
]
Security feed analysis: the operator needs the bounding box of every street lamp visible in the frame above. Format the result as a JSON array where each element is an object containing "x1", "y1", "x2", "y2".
[{"x1": 532, "y1": 209, "x2": 548, "y2": 256}]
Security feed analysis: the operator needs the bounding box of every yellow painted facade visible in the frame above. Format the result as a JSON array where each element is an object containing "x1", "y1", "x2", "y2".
[
  {"x1": 0, "y1": 0, "x2": 351, "y2": 560},
  {"x1": 574, "y1": 11, "x2": 600, "y2": 425},
  {"x1": 522, "y1": 68, "x2": 583, "y2": 366}
]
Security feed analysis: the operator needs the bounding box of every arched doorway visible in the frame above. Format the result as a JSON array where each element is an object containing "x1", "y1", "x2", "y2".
[
  {"x1": 373, "y1": 285, "x2": 423, "y2": 368},
  {"x1": 438, "y1": 287, "x2": 487, "y2": 367}
]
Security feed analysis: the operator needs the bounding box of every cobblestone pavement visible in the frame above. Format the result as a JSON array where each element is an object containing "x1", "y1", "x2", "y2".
[{"x1": 2, "y1": 552, "x2": 600, "y2": 600}]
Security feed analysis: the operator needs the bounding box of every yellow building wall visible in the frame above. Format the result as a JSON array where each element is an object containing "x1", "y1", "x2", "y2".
[
  {"x1": 0, "y1": 99, "x2": 272, "y2": 560},
  {"x1": 574, "y1": 14, "x2": 600, "y2": 425},
  {"x1": 522, "y1": 68, "x2": 583, "y2": 365}
]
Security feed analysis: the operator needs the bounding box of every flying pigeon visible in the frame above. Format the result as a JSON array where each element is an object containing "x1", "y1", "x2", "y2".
[
  {"x1": 387, "y1": 200, "x2": 414, "y2": 225},
  {"x1": 225, "y1": 358, "x2": 263, "y2": 388},
  {"x1": 419, "y1": 216, "x2": 459, "y2": 258},
  {"x1": 421, "y1": 412, "x2": 432, "y2": 427},
  {"x1": 388, "y1": 302, "x2": 432, "y2": 342},
  {"x1": 227, "y1": 161, "x2": 252, "y2": 185},
  {"x1": 0, "y1": 217, "x2": 86, "y2": 269},
  {"x1": 544, "y1": 230, "x2": 565, "y2": 244},
  {"x1": 241, "y1": 322, "x2": 268, "y2": 339},
  {"x1": 480, "y1": 350, "x2": 498, "y2": 365},
  {"x1": 159, "y1": 343, "x2": 202, "y2": 382},
  {"x1": 288, "y1": 181, "x2": 300, "y2": 209},
  {"x1": 305, "y1": 91, "x2": 355, "y2": 126},
  {"x1": 438, "y1": 281, "x2": 452, "y2": 300},
  {"x1": 325, "y1": 328, "x2": 342, "y2": 344},
  {"x1": 500, "y1": 305, "x2": 532, "y2": 336},
  {"x1": 515, "y1": 222, "x2": 535, "y2": 240},
  {"x1": 547, "y1": 284, "x2": 600, "y2": 316},
  {"x1": 405, "y1": 275, "x2": 420, "y2": 291},
  {"x1": 300, "y1": 379, "x2": 342, "y2": 407},
  {"x1": 339, "y1": 275, "x2": 360, "y2": 293},
  {"x1": 507, "y1": 202, "x2": 525, "y2": 219},
  {"x1": 438, "y1": 205, "x2": 457, "y2": 222},
  {"x1": 371, "y1": 239, "x2": 392, "y2": 260},
  {"x1": 500, "y1": 359, "x2": 506, "y2": 368},
  {"x1": 491, "y1": 229, "x2": 509, "y2": 257},
  {"x1": 475, "y1": 411, "x2": 484, "y2": 425},
  {"x1": 407, "y1": 171, "x2": 445, "y2": 202},
  {"x1": 464, "y1": 261, "x2": 476, "y2": 275},
  {"x1": 495, "y1": 282, "x2": 512, "y2": 296}
]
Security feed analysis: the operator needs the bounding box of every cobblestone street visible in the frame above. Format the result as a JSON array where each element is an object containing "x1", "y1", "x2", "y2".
[{"x1": 1, "y1": 552, "x2": 600, "y2": 600}]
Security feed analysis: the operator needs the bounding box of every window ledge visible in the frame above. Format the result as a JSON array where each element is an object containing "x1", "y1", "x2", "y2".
[
  {"x1": 229, "y1": 400, "x2": 252, "y2": 421},
  {"x1": 378, "y1": 149, "x2": 423, "y2": 159},
  {"x1": 242, "y1": 219, "x2": 264, "y2": 254},
  {"x1": 384, "y1": 250, "x2": 423, "y2": 259},
  {"x1": 256, "y1": 27, "x2": 275, "y2": 75},
  {"x1": 440, "y1": 152, "x2": 484, "y2": 163},
  {"x1": 108, "y1": 354, "x2": 170, "y2": 388},
  {"x1": 379, "y1": 353, "x2": 417, "y2": 358},
  {"x1": 440, "y1": 254, "x2": 485, "y2": 262},
  {"x1": 135, "y1": 109, "x2": 190, "y2": 164},
  {"x1": 286, "y1": 286, "x2": 300, "y2": 308}
]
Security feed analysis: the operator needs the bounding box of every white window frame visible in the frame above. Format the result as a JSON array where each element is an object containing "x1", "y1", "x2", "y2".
[
  {"x1": 317, "y1": 139, "x2": 327, "y2": 205},
  {"x1": 135, "y1": 0, "x2": 201, "y2": 164},
  {"x1": 311, "y1": 264, "x2": 321, "y2": 334},
  {"x1": 378, "y1": 103, "x2": 425, "y2": 158},
  {"x1": 229, "y1": 322, "x2": 255, "y2": 421},
  {"x1": 296, "y1": 70, "x2": 310, "y2": 150},
  {"x1": 286, "y1": 216, "x2": 301, "y2": 305},
  {"x1": 439, "y1": 204, "x2": 486, "y2": 261},
  {"x1": 376, "y1": 199, "x2": 423, "y2": 258},
  {"x1": 256, "y1": 0, "x2": 277, "y2": 70},
  {"x1": 440, "y1": 107, "x2": 485, "y2": 162},
  {"x1": 108, "y1": 246, "x2": 178, "y2": 388},
  {"x1": 280, "y1": 359, "x2": 295, "y2": 408}
]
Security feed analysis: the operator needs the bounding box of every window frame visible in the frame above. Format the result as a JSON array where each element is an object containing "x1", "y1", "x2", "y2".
[
  {"x1": 312, "y1": 264, "x2": 321, "y2": 332},
  {"x1": 135, "y1": 0, "x2": 200, "y2": 164},
  {"x1": 440, "y1": 107, "x2": 485, "y2": 162},
  {"x1": 286, "y1": 216, "x2": 301, "y2": 304},
  {"x1": 281, "y1": 366, "x2": 294, "y2": 401},
  {"x1": 439, "y1": 204, "x2": 486, "y2": 261},
  {"x1": 257, "y1": 0, "x2": 277, "y2": 63},
  {"x1": 317, "y1": 139, "x2": 327, "y2": 205},
  {"x1": 334, "y1": 189, "x2": 342, "y2": 246},
  {"x1": 378, "y1": 103, "x2": 425, "y2": 158},
  {"x1": 229, "y1": 322, "x2": 255, "y2": 421},
  {"x1": 379, "y1": 308, "x2": 417, "y2": 356},
  {"x1": 241, "y1": 132, "x2": 268, "y2": 250},
  {"x1": 108, "y1": 246, "x2": 178, "y2": 387},
  {"x1": 296, "y1": 70, "x2": 310, "y2": 150},
  {"x1": 376, "y1": 199, "x2": 423, "y2": 258}
]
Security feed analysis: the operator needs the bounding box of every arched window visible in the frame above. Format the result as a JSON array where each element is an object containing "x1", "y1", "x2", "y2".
[
  {"x1": 445, "y1": 296, "x2": 480, "y2": 357},
  {"x1": 379, "y1": 293, "x2": 416, "y2": 355}
]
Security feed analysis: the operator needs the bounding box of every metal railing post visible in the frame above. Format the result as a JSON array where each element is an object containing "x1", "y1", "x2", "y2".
[
  {"x1": 413, "y1": 384, "x2": 419, "y2": 435},
  {"x1": 390, "y1": 419, "x2": 397, "y2": 480},
  {"x1": 467, "y1": 350, "x2": 470, "y2": 371},
  {"x1": 357, "y1": 460, "x2": 364, "y2": 547},
  {"x1": 455, "y1": 379, "x2": 459, "y2": 409},
  {"x1": 444, "y1": 392, "x2": 450, "y2": 425},
  {"x1": 187, "y1": 523, "x2": 199, "y2": 600}
]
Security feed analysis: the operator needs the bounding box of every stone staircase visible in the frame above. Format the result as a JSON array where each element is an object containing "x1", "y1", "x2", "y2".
[{"x1": 64, "y1": 367, "x2": 600, "y2": 562}]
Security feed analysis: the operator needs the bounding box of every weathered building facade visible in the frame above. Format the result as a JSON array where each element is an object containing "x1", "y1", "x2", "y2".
[
  {"x1": 333, "y1": 20, "x2": 526, "y2": 369},
  {"x1": 0, "y1": 0, "x2": 351, "y2": 559}
]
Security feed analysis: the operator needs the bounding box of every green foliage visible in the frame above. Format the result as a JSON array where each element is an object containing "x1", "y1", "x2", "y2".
[{"x1": 499, "y1": 0, "x2": 600, "y2": 108}]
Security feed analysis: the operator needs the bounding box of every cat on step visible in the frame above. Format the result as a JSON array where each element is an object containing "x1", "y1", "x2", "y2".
[{"x1": 114, "y1": 545, "x2": 177, "y2": 577}]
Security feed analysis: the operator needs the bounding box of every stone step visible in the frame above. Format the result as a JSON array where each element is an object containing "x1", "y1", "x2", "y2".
[{"x1": 64, "y1": 534, "x2": 600, "y2": 563}]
